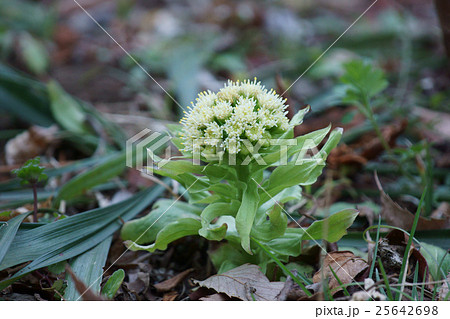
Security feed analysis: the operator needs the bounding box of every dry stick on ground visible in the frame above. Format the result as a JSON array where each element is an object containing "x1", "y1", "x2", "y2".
[{"x1": 434, "y1": 0, "x2": 450, "y2": 57}]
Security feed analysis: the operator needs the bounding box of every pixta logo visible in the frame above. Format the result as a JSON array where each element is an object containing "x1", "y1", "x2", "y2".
[{"x1": 126, "y1": 129, "x2": 172, "y2": 176}]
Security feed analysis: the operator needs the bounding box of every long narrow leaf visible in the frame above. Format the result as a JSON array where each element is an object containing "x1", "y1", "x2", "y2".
[
  {"x1": 0, "y1": 212, "x2": 31, "y2": 264},
  {"x1": 0, "y1": 185, "x2": 164, "y2": 290},
  {"x1": 64, "y1": 237, "x2": 112, "y2": 301},
  {"x1": 54, "y1": 151, "x2": 127, "y2": 203}
]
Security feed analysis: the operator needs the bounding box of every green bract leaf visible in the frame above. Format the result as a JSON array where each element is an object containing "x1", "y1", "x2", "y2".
[
  {"x1": 251, "y1": 204, "x2": 288, "y2": 242},
  {"x1": 302, "y1": 209, "x2": 359, "y2": 242},
  {"x1": 120, "y1": 199, "x2": 202, "y2": 245},
  {"x1": 235, "y1": 181, "x2": 260, "y2": 254},
  {"x1": 102, "y1": 269, "x2": 125, "y2": 300},
  {"x1": 289, "y1": 105, "x2": 310, "y2": 126},
  {"x1": 125, "y1": 218, "x2": 201, "y2": 252},
  {"x1": 262, "y1": 127, "x2": 342, "y2": 202},
  {"x1": 198, "y1": 201, "x2": 240, "y2": 241}
]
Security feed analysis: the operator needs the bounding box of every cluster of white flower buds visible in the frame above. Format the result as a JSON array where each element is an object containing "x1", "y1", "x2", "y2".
[{"x1": 180, "y1": 78, "x2": 290, "y2": 155}]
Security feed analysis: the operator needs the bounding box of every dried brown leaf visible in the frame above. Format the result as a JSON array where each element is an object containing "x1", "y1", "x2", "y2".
[
  {"x1": 5, "y1": 125, "x2": 58, "y2": 165},
  {"x1": 375, "y1": 174, "x2": 450, "y2": 230},
  {"x1": 375, "y1": 174, "x2": 449, "y2": 230},
  {"x1": 313, "y1": 251, "x2": 368, "y2": 293},
  {"x1": 162, "y1": 291, "x2": 178, "y2": 301},
  {"x1": 438, "y1": 273, "x2": 450, "y2": 301},
  {"x1": 199, "y1": 293, "x2": 231, "y2": 301},
  {"x1": 154, "y1": 268, "x2": 194, "y2": 293},
  {"x1": 193, "y1": 264, "x2": 284, "y2": 301}
]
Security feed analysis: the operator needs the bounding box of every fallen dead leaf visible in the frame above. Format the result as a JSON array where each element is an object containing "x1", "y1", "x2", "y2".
[
  {"x1": 359, "y1": 120, "x2": 407, "y2": 160},
  {"x1": 199, "y1": 293, "x2": 231, "y2": 301},
  {"x1": 277, "y1": 273, "x2": 322, "y2": 301},
  {"x1": 5, "y1": 125, "x2": 59, "y2": 165},
  {"x1": 126, "y1": 271, "x2": 150, "y2": 295},
  {"x1": 375, "y1": 174, "x2": 449, "y2": 230},
  {"x1": 162, "y1": 291, "x2": 178, "y2": 301},
  {"x1": 431, "y1": 202, "x2": 450, "y2": 220},
  {"x1": 193, "y1": 264, "x2": 284, "y2": 301},
  {"x1": 154, "y1": 268, "x2": 194, "y2": 293},
  {"x1": 438, "y1": 273, "x2": 450, "y2": 301},
  {"x1": 328, "y1": 120, "x2": 407, "y2": 169},
  {"x1": 313, "y1": 251, "x2": 368, "y2": 294},
  {"x1": 413, "y1": 107, "x2": 450, "y2": 142}
]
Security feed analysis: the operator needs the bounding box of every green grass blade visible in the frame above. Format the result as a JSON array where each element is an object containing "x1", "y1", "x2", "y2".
[
  {"x1": 378, "y1": 259, "x2": 393, "y2": 300},
  {"x1": 252, "y1": 238, "x2": 312, "y2": 296},
  {"x1": 397, "y1": 187, "x2": 427, "y2": 300},
  {"x1": 329, "y1": 265, "x2": 350, "y2": 297},
  {"x1": 368, "y1": 215, "x2": 382, "y2": 279}
]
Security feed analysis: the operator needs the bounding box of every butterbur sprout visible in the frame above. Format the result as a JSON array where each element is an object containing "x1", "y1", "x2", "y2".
[
  {"x1": 122, "y1": 77, "x2": 346, "y2": 268},
  {"x1": 180, "y1": 78, "x2": 290, "y2": 157}
]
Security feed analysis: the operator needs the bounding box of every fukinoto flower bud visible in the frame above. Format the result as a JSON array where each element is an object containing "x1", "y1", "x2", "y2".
[{"x1": 180, "y1": 78, "x2": 290, "y2": 156}]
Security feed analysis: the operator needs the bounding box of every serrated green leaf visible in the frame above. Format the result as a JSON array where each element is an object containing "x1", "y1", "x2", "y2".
[{"x1": 340, "y1": 60, "x2": 388, "y2": 105}]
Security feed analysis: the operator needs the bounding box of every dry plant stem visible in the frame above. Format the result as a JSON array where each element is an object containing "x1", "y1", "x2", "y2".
[
  {"x1": 434, "y1": 0, "x2": 450, "y2": 57},
  {"x1": 32, "y1": 183, "x2": 38, "y2": 223}
]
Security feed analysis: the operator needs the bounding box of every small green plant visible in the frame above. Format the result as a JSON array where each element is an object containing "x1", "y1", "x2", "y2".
[
  {"x1": 12, "y1": 157, "x2": 47, "y2": 222},
  {"x1": 340, "y1": 60, "x2": 390, "y2": 153},
  {"x1": 121, "y1": 79, "x2": 357, "y2": 274}
]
